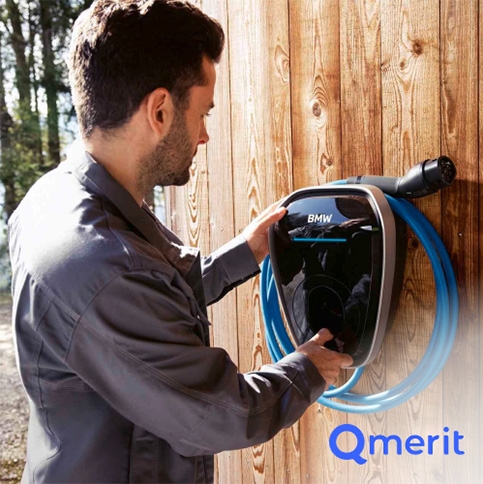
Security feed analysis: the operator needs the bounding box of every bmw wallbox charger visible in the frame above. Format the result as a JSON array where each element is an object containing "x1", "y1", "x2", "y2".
[
  {"x1": 262, "y1": 157, "x2": 459, "y2": 413},
  {"x1": 268, "y1": 184, "x2": 402, "y2": 368}
]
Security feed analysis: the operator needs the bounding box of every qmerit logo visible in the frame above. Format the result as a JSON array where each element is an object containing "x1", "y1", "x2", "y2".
[{"x1": 329, "y1": 424, "x2": 465, "y2": 465}]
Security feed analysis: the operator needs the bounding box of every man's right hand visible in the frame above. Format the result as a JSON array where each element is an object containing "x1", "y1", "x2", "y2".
[{"x1": 296, "y1": 328, "x2": 353, "y2": 389}]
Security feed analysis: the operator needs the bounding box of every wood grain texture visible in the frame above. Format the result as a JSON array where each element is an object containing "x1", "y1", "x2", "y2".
[
  {"x1": 166, "y1": 151, "x2": 209, "y2": 254},
  {"x1": 288, "y1": 1, "x2": 345, "y2": 483},
  {"x1": 340, "y1": 0, "x2": 382, "y2": 179},
  {"x1": 289, "y1": 0, "x2": 342, "y2": 192},
  {"x1": 381, "y1": 0, "x2": 442, "y2": 482},
  {"x1": 339, "y1": 2, "x2": 385, "y2": 482},
  {"x1": 440, "y1": 1, "x2": 480, "y2": 482},
  {"x1": 226, "y1": 0, "x2": 280, "y2": 481},
  {"x1": 263, "y1": 1, "x2": 299, "y2": 482}
]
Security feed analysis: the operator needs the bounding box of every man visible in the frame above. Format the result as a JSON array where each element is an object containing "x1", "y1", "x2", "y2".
[{"x1": 8, "y1": 1, "x2": 353, "y2": 482}]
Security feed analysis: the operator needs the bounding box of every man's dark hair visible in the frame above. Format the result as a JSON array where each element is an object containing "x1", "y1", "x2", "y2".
[{"x1": 69, "y1": 0, "x2": 224, "y2": 138}]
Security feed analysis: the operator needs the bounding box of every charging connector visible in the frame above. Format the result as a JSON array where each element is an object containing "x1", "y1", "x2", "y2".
[{"x1": 347, "y1": 156, "x2": 456, "y2": 198}]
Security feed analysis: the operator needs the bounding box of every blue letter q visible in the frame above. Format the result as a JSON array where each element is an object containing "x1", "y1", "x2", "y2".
[{"x1": 329, "y1": 423, "x2": 368, "y2": 465}]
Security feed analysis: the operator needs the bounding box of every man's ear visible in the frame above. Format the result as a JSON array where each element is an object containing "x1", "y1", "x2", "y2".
[{"x1": 145, "y1": 88, "x2": 174, "y2": 138}]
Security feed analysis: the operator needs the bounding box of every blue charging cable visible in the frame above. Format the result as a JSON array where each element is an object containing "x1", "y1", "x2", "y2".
[{"x1": 260, "y1": 186, "x2": 459, "y2": 413}]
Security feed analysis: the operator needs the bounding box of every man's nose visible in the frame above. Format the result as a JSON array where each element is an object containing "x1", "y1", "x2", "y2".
[{"x1": 198, "y1": 120, "x2": 209, "y2": 145}]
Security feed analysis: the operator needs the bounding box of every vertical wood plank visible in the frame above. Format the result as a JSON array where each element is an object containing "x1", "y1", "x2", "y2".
[
  {"x1": 340, "y1": 0, "x2": 382, "y2": 179},
  {"x1": 381, "y1": 0, "x2": 442, "y2": 482},
  {"x1": 339, "y1": 1, "x2": 386, "y2": 483},
  {"x1": 226, "y1": 0, "x2": 287, "y2": 481},
  {"x1": 290, "y1": 0, "x2": 342, "y2": 191},
  {"x1": 264, "y1": 1, "x2": 299, "y2": 482},
  {"x1": 440, "y1": 2, "x2": 480, "y2": 483},
  {"x1": 289, "y1": 1, "x2": 345, "y2": 483}
]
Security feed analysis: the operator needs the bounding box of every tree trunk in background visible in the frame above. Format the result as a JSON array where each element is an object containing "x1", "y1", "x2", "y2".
[
  {"x1": 0, "y1": 32, "x2": 17, "y2": 221},
  {"x1": 39, "y1": 0, "x2": 61, "y2": 168},
  {"x1": 5, "y1": 0, "x2": 31, "y2": 108},
  {"x1": 5, "y1": 0, "x2": 44, "y2": 176},
  {"x1": 28, "y1": 2, "x2": 44, "y2": 169}
]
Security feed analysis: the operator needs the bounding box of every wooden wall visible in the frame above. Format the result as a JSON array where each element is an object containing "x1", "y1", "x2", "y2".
[{"x1": 167, "y1": 1, "x2": 481, "y2": 482}]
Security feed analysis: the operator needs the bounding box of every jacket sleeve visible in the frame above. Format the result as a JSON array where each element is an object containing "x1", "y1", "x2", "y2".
[
  {"x1": 64, "y1": 267, "x2": 326, "y2": 457},
  {"x1": 201, "y1": 235, "x2": 260, "y2": 305}
]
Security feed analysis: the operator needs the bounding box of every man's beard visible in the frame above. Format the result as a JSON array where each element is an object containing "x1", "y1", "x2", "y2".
[{"x1": 138, "y1": 108, "x2": 195, "y2": 195}]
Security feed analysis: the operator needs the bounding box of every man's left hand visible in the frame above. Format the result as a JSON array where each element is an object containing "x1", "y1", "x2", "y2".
[{"x1": 242, "y1": 201, "x2": 287, "y2": 265}]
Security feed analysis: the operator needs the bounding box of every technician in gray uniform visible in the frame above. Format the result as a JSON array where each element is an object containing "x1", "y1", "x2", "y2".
[{"x1": 8, "y1": 1, "x2": 353, "y2": 482}]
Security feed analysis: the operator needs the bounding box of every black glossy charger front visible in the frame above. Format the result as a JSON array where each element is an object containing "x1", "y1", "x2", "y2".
[{"x1": 268, "y1": 185, "x2": 399, "y2": 368}]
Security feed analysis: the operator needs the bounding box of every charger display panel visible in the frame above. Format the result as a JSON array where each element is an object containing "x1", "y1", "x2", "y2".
[{"x1": 269, "y1": 186, "x2": 396, "y2": 367}]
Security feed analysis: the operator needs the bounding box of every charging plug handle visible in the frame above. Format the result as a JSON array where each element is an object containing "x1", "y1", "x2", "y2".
[{"x1": 347, "y1": 156, "x2": 456, "y2": 198}]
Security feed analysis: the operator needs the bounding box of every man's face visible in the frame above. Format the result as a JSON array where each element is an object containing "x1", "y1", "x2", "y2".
[{"x1": 141, "y1": 57, "x2": 216, "y2": 189}]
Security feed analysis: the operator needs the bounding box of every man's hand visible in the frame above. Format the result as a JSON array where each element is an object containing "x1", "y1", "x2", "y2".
[
  {"x1": 296, "y1": 328, "x2": 353, "y2": 388},
  {"x1": 242, "y1": 202, "x2": 287, "y2": 264}
]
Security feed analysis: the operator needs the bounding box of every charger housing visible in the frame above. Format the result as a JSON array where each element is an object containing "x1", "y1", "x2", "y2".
[{"x1": 268, "y1": 184, "x2": 405, "y2": 368}]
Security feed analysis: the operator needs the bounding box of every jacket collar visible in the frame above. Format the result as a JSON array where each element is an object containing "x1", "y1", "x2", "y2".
[{"x1": 62, "y1": 140, "x2": 199, "y2": 277}]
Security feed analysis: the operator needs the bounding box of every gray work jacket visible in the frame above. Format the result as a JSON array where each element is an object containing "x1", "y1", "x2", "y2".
[{"x1": 8, "y1": 145, "x2": 326, "y2": 483}]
